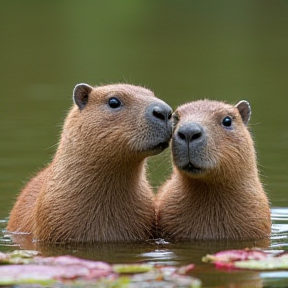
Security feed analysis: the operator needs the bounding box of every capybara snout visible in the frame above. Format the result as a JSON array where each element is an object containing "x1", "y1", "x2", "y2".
[
  {"x1": 172, "y1": 122, "x2": 208, "y2": 173},
  {"x1": 144, "y1": 102, "x2": 172, "y2": 153},
  {"x1": 146, "y1": 102, "x2": 172, "y2": 123}
]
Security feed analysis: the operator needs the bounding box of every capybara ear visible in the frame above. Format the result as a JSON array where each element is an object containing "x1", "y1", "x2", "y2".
[
  {"x1": 73, "y1": 83, "x2": 93, "y2": 110},
  {"x1": 235, "y1": 100, "x2": 251, "y2": 126}
]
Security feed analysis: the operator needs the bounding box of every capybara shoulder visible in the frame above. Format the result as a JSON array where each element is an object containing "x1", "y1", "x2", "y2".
[
  {"x1": 156, "y1": 99, "x2": 271, "y2": 241},
  {"x1": 8, "y1": 83, "x2": 172, "y2": 243}
]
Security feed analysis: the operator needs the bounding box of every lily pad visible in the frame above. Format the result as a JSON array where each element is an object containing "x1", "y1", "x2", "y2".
[
  {"x1": 0, "y1": 250, "x2": 39, "y2": 264},
  {"x1": 234, "y1": 254, "x2": 288, "y2": 270},
  {"x1": 0, "y1": 255, "x2": 113, "y2": 285},
  {"x1": 113, "y1": 264, "x2": 153, "y2": 274},
  {"x1": 0, "y1": 250, "x2": 201, "y2": 287},
  {"x1": 203, "y1": 248, "x2": 288, "y2": 271},
  {"x1": 203, "y1": 249, "x2": 267, "y2": 263}
]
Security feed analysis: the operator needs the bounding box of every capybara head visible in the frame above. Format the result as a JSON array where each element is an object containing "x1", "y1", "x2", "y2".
[
  {"x1": 66, "y1": 83, "x2": 172, "y2": 161},
  {"x1": 172, "y1": 99, "x2": 253, "y2": 179}
]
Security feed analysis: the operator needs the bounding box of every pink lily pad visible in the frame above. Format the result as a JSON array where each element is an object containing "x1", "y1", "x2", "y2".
[
  {"x1": 203, "y1": 249, "x2": 288, "y2": 271},
  {"x1": 34, "y1": 255, "x2": 111, "y2": 271},
  {"x1": 0, "y1": 255, "x2": 113, "y2": 285},
  {"x1": 0, "y1": 250, "x2": 201, "y2": 287}
]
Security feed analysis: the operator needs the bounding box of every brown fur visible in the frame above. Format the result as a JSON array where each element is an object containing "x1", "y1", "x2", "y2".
[
  {"x1": 8, "y1": 83, "x2": 172, "y2": 243},
  {"x1": 155, "y1": 99, "x2": 271, "y2": 241}
]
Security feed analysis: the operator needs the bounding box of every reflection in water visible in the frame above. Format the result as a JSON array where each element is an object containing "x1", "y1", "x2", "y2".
[
  {"x1": 0, "y1": 219, "x2": 18, "y2": 249},
  {"x1": 141, "y1": 250, "x2": 178, "y2": 266},
  {"x1": 271, "y1": 208, "x2": 288, "y2": 222},
  {"x1": 270, "y1": 208, "x2": 288, "y2": 253},
  {"x1": 1, "y1": 208, "x2": 288, "y2": 287}
]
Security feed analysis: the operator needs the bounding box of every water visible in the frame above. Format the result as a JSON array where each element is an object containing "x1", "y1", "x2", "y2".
[
  {"x1": 1, "y1": 211, "x2": 288, "y2": 287},
  {"x1": 1, "y1": 0, "x2": 288, "y2": 287}
]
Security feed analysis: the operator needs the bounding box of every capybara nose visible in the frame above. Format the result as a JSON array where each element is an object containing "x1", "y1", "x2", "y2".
[
  {"x1": 177, "y1": 123, "x2": 204, "y2": 143},
  {"x1": 150, "y1": 103, "x2": 173, "y2": 123}
]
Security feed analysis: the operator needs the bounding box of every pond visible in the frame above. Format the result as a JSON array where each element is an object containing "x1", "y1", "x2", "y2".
[{"x1": 1, "y1": 0, "x2": 288, "y2": 287}]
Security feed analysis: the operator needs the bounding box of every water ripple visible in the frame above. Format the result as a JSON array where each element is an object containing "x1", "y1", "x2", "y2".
[{"x1": 0, "y1": 219, "x2": 17, "y2": 247}]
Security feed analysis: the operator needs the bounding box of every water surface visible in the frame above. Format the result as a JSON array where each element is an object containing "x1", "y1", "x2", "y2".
[
  {"x1": 1, "y1": 0, "x2": 288, "y2": 287},
  {"x1": 1, "y1": 210, "x2": 288, "y2": 287}
]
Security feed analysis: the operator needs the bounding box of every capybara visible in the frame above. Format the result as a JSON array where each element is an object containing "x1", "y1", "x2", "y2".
[
  {"x1": 8, "y1": 83, "x2": 172, "y2": 243},
  {"x1": 156, "y1": 99, "x2": 271, "y2": 241}
]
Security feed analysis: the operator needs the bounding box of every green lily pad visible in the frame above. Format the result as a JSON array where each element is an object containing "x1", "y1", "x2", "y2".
[
  {"x1": 113, "y1": 264, "x2": 153, "y2": 274},
  {"x1": 234, "y1": 254, "x2": 288, "y2": 270},
  {"x1": 0, "y1": 250, "x2": 39, "y2": 265}
]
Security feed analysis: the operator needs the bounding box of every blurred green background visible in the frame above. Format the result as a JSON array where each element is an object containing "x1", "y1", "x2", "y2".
[{"x1": 1, "y1": 0, "x2": 288, "y2": 220}]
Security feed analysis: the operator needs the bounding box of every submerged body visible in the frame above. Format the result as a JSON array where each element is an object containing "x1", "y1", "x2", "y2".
[
  {"x1": 8, "y1": 83, "x2": 172, "y2": 243},
  {"x1": 156, "y1": 100, "x2": 271, "y2": 241}
]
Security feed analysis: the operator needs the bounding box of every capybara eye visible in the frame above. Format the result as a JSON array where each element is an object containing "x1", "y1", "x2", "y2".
[
  {"x1": 108, "y1": 97, "x2": 122, "y2": 109},
  {"x1": 222, "y1": 116, "x2": 232, "y2": 127}
]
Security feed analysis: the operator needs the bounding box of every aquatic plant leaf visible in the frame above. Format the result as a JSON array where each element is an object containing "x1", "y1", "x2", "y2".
[
  {"x1": 203, "y1": 248, "x2": 288, "y2": 271},
  {"x1": 234, "y1": 254, "x2": 288, "y2": 270},
  {"x1": 129, "y1": 266, "x2": 201, "y2": 288},
  {"x1": 0, "y1": 265, "x2": 67, "y2": 284},
  {"x1": 0, "y1": 252, "x2": 9, "y2": 264},
  {"x1": 113, "y1": 264, "x2": 153, "y2": 274},
  {"x1": 0, "y1": 254, "x2": 113, "y2": 285},
  {"x1": 177, "y1": 263, "x2": 195, "y2": 274},
  {"x1": 0, "y1": 263, "x2": 111, "y2": 282},
  {"x1": 0, "y1": 250, "x2": 39, "y2": 265},
  {"x1": 0, "y1": 251, "x2": 201, "y2": 287},
  {"x1": 9, "y1": 250, "x2": 39, "y2": 258},
  {"x1": 34, "y1": 255, "x2": 112, "y2": 271},
  {"x1": 203, "y1": 249, "x2": 267, "y2": 264}
]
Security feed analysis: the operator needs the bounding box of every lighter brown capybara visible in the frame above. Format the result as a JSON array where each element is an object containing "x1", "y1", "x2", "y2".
[
  {"x1": 7, "y1": 83, "x2": 172, "y2": 243},
  {"x1": 155, "y1": 99, "x2": 271, "y2": 241}
]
